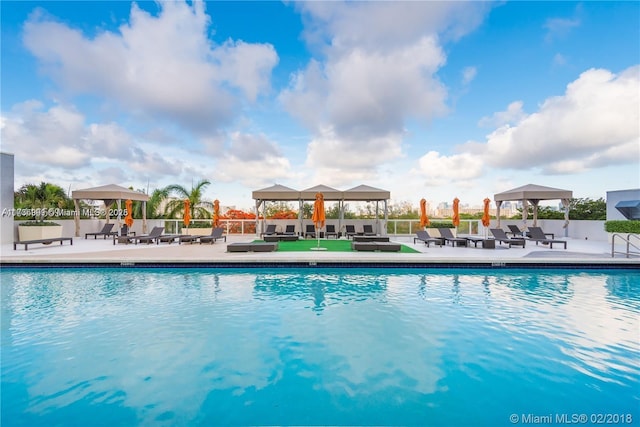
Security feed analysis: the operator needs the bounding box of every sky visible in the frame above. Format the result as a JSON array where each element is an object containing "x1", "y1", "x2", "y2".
[{"x1": 1, "y1": 0, "x2": 639, "y2": 211}]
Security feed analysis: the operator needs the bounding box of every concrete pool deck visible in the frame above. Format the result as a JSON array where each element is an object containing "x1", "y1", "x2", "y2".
[{"x1": 1, "y1": 234, "x2": 638, "y2": 267}]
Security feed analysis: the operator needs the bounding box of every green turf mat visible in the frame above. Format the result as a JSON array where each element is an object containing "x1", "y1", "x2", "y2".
[{"x1": 256, "y1": 238, "x2": 419, "y2": 253}]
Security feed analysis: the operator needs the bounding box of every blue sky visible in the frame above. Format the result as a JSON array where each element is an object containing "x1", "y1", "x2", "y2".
[{"x1": 1, "y1": 1, "x2": 638, "y2": 211}]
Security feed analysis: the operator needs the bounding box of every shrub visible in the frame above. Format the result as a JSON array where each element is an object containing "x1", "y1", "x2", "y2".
[
  {"x1": 187, "y1": 222, "x2": 213, "y2": 228},
  {"x1": 19, "y1": 221, "x2": 61, "y2": 226},
  {"x1": 604, "y1": 220, "x2": 640, "y2": 234},
  {"x1": 427, "y1": 221, "x2": 455, "y2": 229}
]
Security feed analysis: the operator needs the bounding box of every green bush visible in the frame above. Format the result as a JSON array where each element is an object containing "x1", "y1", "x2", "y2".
[
  {"x1": 19, "y1": 221, "x2": 61, "y2": 226},
  {"x1": 427, "y1": 221, "x2": 455, "y2": 229},
  {"x1": 604, "y1": 220, "x2": 640, "y2": 233},
  {"x1": 187, "y1": 221, "x2": 213, "y2": 228}
]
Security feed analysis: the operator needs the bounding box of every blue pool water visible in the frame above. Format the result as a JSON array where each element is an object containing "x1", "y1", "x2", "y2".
[{"x1": 1, "y1": 268, "x2": 639, "y2": 426}]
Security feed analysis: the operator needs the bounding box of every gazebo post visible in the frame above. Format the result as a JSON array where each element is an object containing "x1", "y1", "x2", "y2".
[
  {"x1": 142, "y1": 201, "x2": 147, "y2": 234},
  {"x1": 74, "y1": 199, "x2": 80, "y2": 237}
]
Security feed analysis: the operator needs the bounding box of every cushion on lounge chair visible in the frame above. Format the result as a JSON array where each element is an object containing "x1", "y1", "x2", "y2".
[
  {"x1": 489, "y1": 228, "x2": 526, "y2": 248},
  {"x1": 413, "y1": 230, "x2": 443, "y2": 247},
  {"x1": 85, "y1": 223, "x2": 117, "y2": 239},
  {"x1": 305, "y1": 224, "x2": 316, "y2": 238},
  {"x1": 437, "y1": 228, "x2": 468, "y2": 246},
  {"x1": 325, "y1": 224, "x2": 338, "y2": 238},
  {"x1": 199, "y1": 227, "x2": 226, "y2": 244},
  {"x1": 526, "y1": 227, "x2": 567, "y2": 249},
  {"x1": 363, "y1": 225, "x2": 376, "y2": 236}
]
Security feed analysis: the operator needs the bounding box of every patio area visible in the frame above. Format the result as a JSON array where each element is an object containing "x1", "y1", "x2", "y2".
[{"x1": 1, "y1": 234, "x2": 637, "y2": 267}]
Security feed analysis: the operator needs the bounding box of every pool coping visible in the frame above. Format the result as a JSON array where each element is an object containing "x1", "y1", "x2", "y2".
[
  {"x1": 2, "y1": 259, "x2": 639, "y2": 270},
  {"x1": 1, "y1": 235, "x2": 638, "y2": 270}
]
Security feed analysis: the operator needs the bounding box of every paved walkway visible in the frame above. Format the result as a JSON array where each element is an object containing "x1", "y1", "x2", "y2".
[{"x1": 1, "y1": 234, "x2": 637, "y2": 266}]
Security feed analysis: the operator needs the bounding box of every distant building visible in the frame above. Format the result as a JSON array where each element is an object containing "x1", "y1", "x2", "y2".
[{"x1": 606, "y1": 189, "x2": 640, "y2": 221}]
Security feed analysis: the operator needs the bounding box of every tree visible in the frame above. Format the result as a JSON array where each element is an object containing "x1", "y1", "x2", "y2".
[
  {"x1": 265, "y1": 202, "x2": 297, "y2": 219},
  {"x1": 511, "y1": 198, "x2": 606, "y2": 220},
  {"x1": 132, "y1": 187, "x2": 170, "y2": 219},
  {"x1": 165, "y1": 179, "x2": 212, "y2": 219},
  {"x1": 15, "y1": 182, "x2": 70, "y2": 221},
  {"x1": 569, "y1": 198, "x2": 606, "y2": 220}
]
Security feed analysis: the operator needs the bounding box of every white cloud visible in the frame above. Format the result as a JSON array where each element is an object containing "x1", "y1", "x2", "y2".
[
  {"x1": 1, "y1": 101, "x2": 90, "y2": 168},
  {"x1": 462, "y1": 66, "x2": 477, "y2": 85},
  {"x1": 415, "y1": 151, "x2": 484, "y2": 186},
  {"x1": 544, "y1": 16, "x2": 581, "y2": 42},
  {"x1": 213, "y1": 132, "x2": 293, "y2": 187},
  {"x1": 415, "y1": 66, "x2": 640, "y2": 185},
  {"x1": 478, "y1": 101, "x2": 526, "y2": 128},
  {"x1": 281, "y1": 2, "x2": 491, "y2": 180},
  {"x1": 22, "y1": 1, "x2": 278, "y2": 135},
  {"x1": 484, "y1": 67, "x2": 640, "y2": 172}
]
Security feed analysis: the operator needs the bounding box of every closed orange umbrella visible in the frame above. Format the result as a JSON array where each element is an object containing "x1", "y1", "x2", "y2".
[
  {"x1": 213, "y1": 199, "x2": 220, "y2": 228},
  {"x1": 124, "y1": 199, "x2": 134, "y2": 228},
  {"x1": 419, "y1": 198, "x2": 430, "y2": 228},
  {"x1": 312, "y1": 192, "x2": 325, "y2": 229},
  {"x1": 452, "y1": 197, "x2": 460, "y2": 227},
  {"x1": 482, "y1": 198, "x2": 491, "y2": 227},
  {"x1": 183, "y1": 199, "x2": 191, "y2": 227}
]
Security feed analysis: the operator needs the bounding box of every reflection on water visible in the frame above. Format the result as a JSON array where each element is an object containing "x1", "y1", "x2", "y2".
[
  {"x1": 1, "y1": 268, "x2": 639, "y2": 427},
  {"x1": 253, "y1": 272, "x2": 387, "y2": 312}
]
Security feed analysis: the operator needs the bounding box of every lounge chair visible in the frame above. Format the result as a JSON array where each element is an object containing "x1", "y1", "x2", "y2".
[
  {"x1": 345, "y1": 225, "x2": 357, "y2": 239},
  {"x1": 363, "y1": 224, "x2": 376, "y2": 236},
  {"x1": 305, "y1": 224, "x2": 316, "y2": 238},
  {"x1": 133, "y1": 226, "x2": 165, "y2": 244},
  {"x1": 283, "y1": 225, "x2": 296, "y2": 235},
  {"x1": 260, "y1": 224, "x2": 277, "y2": 237},
  {"x1": 325, "y1": 224, "x2": 338, "y2": 239},
  {"x1": 526, "y1": 226, "x2": 567, "y2": 249},
  {"x1": 199, "y1": 227, "x2": 227, "y2": 244},
  {"x1": 437, "y1": 228, "x2": 468, "y2": 247},
  {"x1": 158, "y1": 234, "x2": 181, "y2": 244},
  {"x1": 85, "y1": 223, "x2": 117, "y2": 239},
  {"x1": 413, "y1": 230, "x2": 443, "y2": 247},
  {"x1": 526, "y1": 226, "x2": 555, "y2": 239},
  {"x1": 506, "y1": 225, "x2": 525, "y2": 238},
  {"x1": 489, "y1": 228, "x2": 526, "y2": 248}
]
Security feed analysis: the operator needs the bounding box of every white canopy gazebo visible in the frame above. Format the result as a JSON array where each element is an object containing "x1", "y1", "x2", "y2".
[
  {"x1": 71, "y1": 184, "x2": 149, "y2": 236},
  {"x1": 494, "y1": 184, "x2": 573, "y2": 234},
  {"x1": 252, "y1": 183, "x2": 391, "y2": 236}
]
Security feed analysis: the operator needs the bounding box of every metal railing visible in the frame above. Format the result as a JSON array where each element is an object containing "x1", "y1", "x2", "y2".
[
  {"x1": 611, "y1": 233, "x2": 640, "y2": 258},
  {"x1": 162, "y1": 218, "x2": 487, "y2": 237},
  {"x1": 163, "y1": 219, "x2": 257, "y2": 235}
]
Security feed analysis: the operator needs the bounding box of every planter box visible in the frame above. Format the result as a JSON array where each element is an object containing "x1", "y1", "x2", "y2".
[
  {"x1": 181, "y1": 228, "x2": 212, "y2": 236},
  {"x1": 18, "y1": 225, "x2": 63, "y2": 241}
]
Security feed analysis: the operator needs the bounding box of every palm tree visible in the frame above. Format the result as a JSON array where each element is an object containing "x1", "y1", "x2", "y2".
[
  {"x1": 131, "y1": 187, "x2": 170, "y2": 219},
  {"x1": 165, "y1": 179, "x2": 212, "y2": 219},
  {"x1": 15, "y1": 182, "x2": 69, "y2": 221}
]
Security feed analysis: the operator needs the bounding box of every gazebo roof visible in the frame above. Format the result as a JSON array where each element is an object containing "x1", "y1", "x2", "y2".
[
  {"x1": 494, "y1": 184, "x2": 572, "y2": 202},
  {"x1": 252, "y1": 184, "x2": 300, "y2": 201},
  {"x1": 343, "y1": 185, "x2": 391, "y2": 201},
  {"x1": 300, "y1": 184, "x2": 343, "y2": 201},
  {"x1": 71, "y1": 184, "x2": 149, "y2": 202}
]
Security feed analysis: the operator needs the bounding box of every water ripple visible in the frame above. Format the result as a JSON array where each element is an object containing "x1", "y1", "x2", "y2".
[{"x1": 1, "y1": 268, "x2": 638, "y2": 426}]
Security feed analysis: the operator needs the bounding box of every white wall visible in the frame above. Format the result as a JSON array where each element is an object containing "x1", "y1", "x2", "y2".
[{"x1": 0, "y1": 153, "x2": 15, "y2": 245}]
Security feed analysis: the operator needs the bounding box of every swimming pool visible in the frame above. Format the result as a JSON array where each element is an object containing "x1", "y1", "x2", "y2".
[{"x1": 1, "y1": 268, "x2": 638, "y2": 426}]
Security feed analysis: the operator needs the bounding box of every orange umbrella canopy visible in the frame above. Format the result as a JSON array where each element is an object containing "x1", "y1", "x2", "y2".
[
  {"x1": 419, "y1": 198, "x2": 430, "y2": 228},
  {"x1": 482, "y1": 198, "x2": 491, "y2": 227},
  {"x1": 452, "y1": 197, "x2": 460, "y2": 227},
  {"x1": 183, "y1": 199, "x2": 191, "y2": 227},
  {"x1": 213, "y1": 199, "x2": 220, "y2": 228},
  {"x1": 124, "y1": 199, "x2": 134, "y2": 228},
  {"x1": 312, "y1": 192, "x2": 326, "y2": 229}
]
